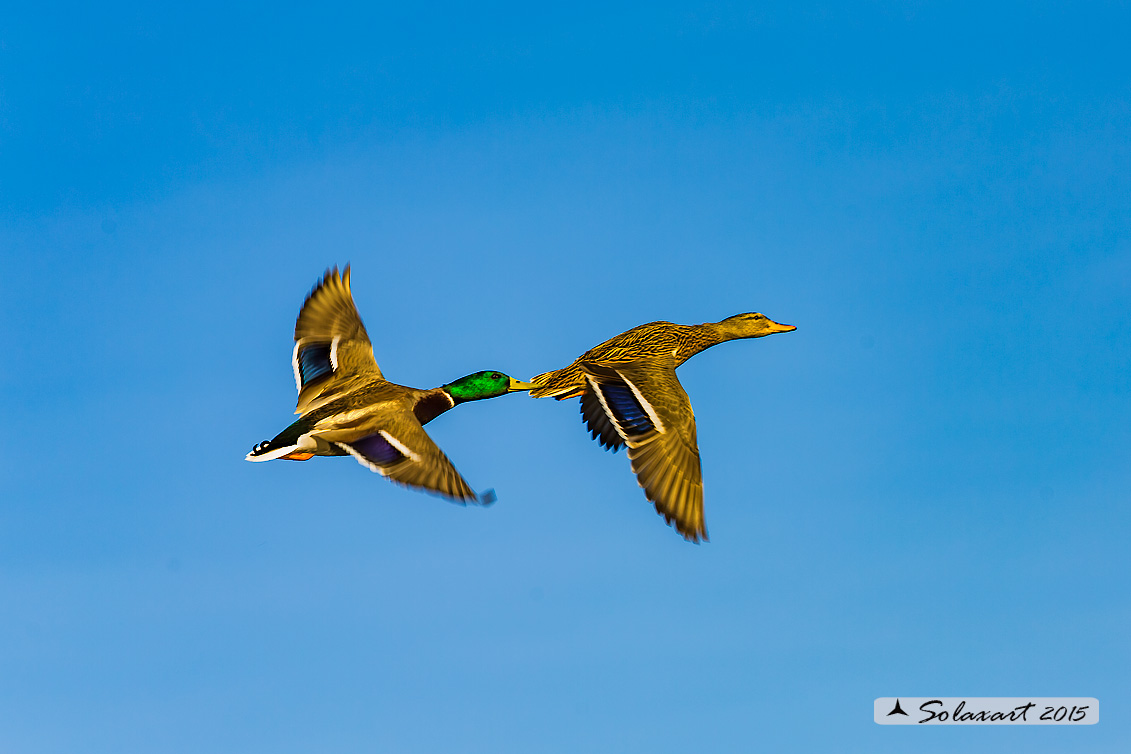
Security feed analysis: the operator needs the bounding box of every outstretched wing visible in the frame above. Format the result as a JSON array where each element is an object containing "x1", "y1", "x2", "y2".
[
  {"x1": 582, "y1": 361, "x2": 706, "y2": 541},
  {"x1": 333, "y1": 418, "x2": 483, "y2": 504},
  {"x1": 292, "y1": 266, "x2": 384, "y2": 415}
]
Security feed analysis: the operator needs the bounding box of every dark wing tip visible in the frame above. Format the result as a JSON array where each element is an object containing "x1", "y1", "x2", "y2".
[
  {"x1": 301, "y1": 264, "x2": 351, "y2": 309},
  {"x1": 478, "y1": 489, "x2": 498, "y2": 506},
  {"x1": 679, "y1": 524, "x2": 709, "y2": 544},
  {"x1": 656, "y1": 504, "x2": 708, "y2": 543}
]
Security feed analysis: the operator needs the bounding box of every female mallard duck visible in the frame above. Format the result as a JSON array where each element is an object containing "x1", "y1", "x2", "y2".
[
  {"x1": 529, "y1": 313, "x2": 795, "y2": 541},
  {"x1": 246, "y1": 266, "x2": 533, "y2": 503}
]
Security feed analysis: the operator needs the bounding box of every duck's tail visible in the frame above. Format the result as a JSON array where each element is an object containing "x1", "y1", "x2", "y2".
[{"x1": 528, "y1": 364, "x2": 588, "y2": 400}]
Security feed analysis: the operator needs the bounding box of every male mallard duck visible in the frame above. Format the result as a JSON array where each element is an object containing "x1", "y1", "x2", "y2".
[
  {"x1": 529, "y1": 313, "x2": 796, "y2": 541},
  {"x1": 246, "y1": 266, "x2": 533, "y2": 503}
]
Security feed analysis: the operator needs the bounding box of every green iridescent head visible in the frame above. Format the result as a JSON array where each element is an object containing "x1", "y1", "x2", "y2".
[{"x1": 443, "y1": 371, "x2": 534, "y2": 403}]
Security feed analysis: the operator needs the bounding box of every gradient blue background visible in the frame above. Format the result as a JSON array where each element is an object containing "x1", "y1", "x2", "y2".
[{"x1": 2, "y1": 2, "x2": 1128, "y2": 751}]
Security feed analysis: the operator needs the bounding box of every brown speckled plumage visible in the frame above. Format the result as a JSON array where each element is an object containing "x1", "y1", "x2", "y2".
[{"x1": 530, "y1": 313, "x2": 796, "y2": 542}]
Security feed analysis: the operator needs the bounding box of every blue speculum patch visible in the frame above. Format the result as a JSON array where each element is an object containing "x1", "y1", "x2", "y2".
[
  {"x1": 599, "y1": 381, "x2": 654, "y2": 436},
  {"x1": 349, "y1": 432, "x2": 405, "y2": 466},
  {"x1": 298, "y1": 343, "x2": 333, "y2": 386}
]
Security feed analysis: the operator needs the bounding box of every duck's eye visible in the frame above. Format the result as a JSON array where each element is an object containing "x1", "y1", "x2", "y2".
[{"x1": 491, "y1": 372, "x2": 501, "y2": 379}]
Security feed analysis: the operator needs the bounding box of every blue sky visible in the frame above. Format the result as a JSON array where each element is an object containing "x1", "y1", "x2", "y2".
[{"x1": 2, "y1": 2, "x2": 1129, "y2": 752}]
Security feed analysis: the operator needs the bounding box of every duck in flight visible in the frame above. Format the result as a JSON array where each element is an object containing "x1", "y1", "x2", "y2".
[
  {"x1": 246, "y1": 266, "x2": 533, "y2": 503},
  {"x1": 528, "y1": 313, "x2": 795, "y2": 540}
]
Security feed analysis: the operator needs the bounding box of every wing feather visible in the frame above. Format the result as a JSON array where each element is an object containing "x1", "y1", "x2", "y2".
[
  {"x1": 292, "y1": 266, "x2": 384, "y2": 415},
  {"x1": 581, "y1": 362, "x2": 706, "y2": 541},
  {"x1": 333, "y1": 419, "x2": 481, "y2": 504},
  {"x1": 580, "y1": 390, "x2": 625, "y2": 451}
]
